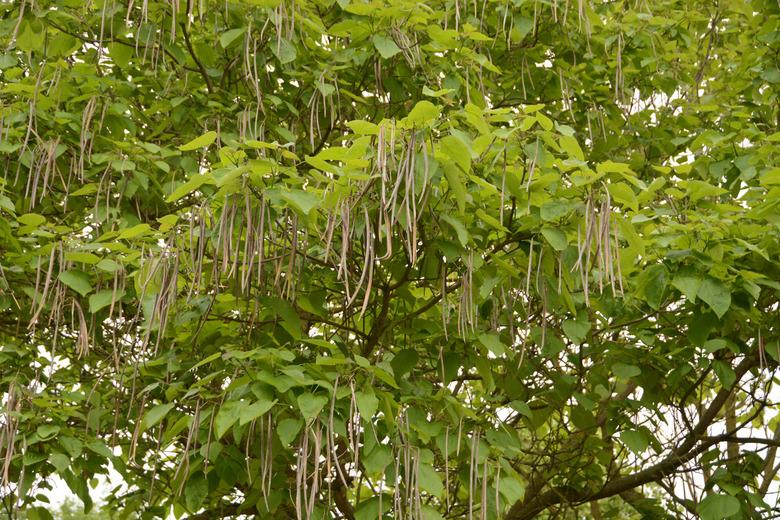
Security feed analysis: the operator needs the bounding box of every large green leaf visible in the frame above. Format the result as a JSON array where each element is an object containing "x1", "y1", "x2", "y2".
[
  {"x1": 214, "y1": 401, "x2": 242, "y2": 439},
  {"x1": 698, "y1": 494, "x2": 740, "y2": 520},
  {"x1": 698, "y1": 278, "x2": 731, "y2": 318},
  {"x1": 58, "y1": 270, "x2": 92, "y2": 297},
  {"x1": 140, "y1": 403, "x2": 175, "y2": 431},
  {"x1": 297, "y1": 393, "x2": 328, "y2": 421},
  {"x1": 185, "y1": 471, "x2": 209, "y2": 512},
  {"x1": 179, "y1": 131, "x2": 217, "y2": 151},
  {"x1": 372, "y1": 35, "x2": 402, "y2": 58}
]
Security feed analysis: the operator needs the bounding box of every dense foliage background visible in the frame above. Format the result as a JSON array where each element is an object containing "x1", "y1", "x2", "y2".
[{"x1": 1, "y1": 0, "x2": 780, "y2": 518}]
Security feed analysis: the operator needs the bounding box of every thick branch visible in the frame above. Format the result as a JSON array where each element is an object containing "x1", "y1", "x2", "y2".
[{"x1": 505, "y1": 355, "x2": 757, "y2": 520}]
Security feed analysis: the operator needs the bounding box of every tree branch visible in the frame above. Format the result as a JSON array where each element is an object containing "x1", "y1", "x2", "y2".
[
  {"x1": 180, "y1": 22, "x2": 214, "y2": 94},
  {"x1": 505, "y1": 355, "x2": 757, "y2": 520}
]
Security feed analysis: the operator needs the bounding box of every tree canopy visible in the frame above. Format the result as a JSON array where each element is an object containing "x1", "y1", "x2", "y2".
[{"x1": 1, "y1": 0, "x2": 780, "y2": 518}]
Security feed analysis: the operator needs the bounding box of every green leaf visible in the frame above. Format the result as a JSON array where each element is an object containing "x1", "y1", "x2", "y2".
[
  {"x1": 636, "y1": 264, "x2": 667, "y2": 310},
  {"x1": 273, "y1": 38, "x2": 297, "y2": 64},
  {"x1": 372, "y1": 35, "x2": 401, "y2": 59},
  {"x1": 442, "y1": 163, "x2": 466, "y2": 214},
  {"x1": 541, "y1": 227, "x2": 567, "y2": 251},
  {"x1": 612, "y1": 363, "x2": 641, "y2": 380},
  {"x1": 18, "y1": 213, "x2": 46, "y2": 227},
  {"x1": 540, "y1": 200, "x2": 573, "y2": 221},
  {"x1": 88, "y1": 289, "x2": 124, "y2": 313},
  {"x1": 166, "y1": 174, "x2": 213, "y2": 203},
  {"x1": 355, "y1": 390, "x2": 379, "y2": 418},
  {"x1": 214, "y1": 401, "x2": 242, "y2": 439},
  {"x1": 422, "y1": 86, "x2": 454, "y2": 97},
  {"x1": 140, "y1": 403, "x2": 175, "y2": 431},
  {"x1": 49, "y1": 452, "x2": 70, "y2": 472},
  {"x1": 0, "y1": 54, "x2": 17, "y2": 70},
  {"x1": 391, "y1": 349, "x2": 418, "y2": 379},
  {"x1": 607, "y1": 182, "x2": 638, "y2": 212},
  {"x1": 418, "y1": 464, "x2": 444, "y2": 496},
  {"x1": 239, "y1": 399, "x2": 276, "y2": 425},
  {"x1": 37, "y1": 424, "x2": 60, "y2": 440},
  {"x1": 499, "y1": 477, "x2": 525, "y2": 504},
  {"x1": 65, "y1": 251, "x2": 101, "y2": 265},
  {"x1": 685, "y1": 180, "x2": 727, "y2": 202},
  {"x1": 59, "y1": 437, "x2": 83, "y2": 458},
  {"x1": 277, "y1": 418, "x2": 303, "y2": 445},
  {"x1": 559, "y1": 135, "x2": 584, "y2": 161},
  {"x1": 363, "y1": 444, "x2": 393, "y2": 475},
  {"x1": 62, "y1": 469, "x2": 93, "y2": 513},
  {"x1": 118, "y1": 223, "x2": 151, "y2": 239},
  {"x1": 0, "y1": 194, "x2": 15, "y2": 213},
  {"x1": 107, "y1": 42, "x2": 132, "y2": 67},
  {"x1": 86, "y1": 440, "x2": 113, "y2": 458},
  {"x1": 597, "y1": 161, "x2": 634, "y2": 175},
  {"x1": 620, "y1": 430, "x2": 649, "y2": 453},
  {"x1": 713, "y1": 360, "x2": 736, "y2": 389},
  {"x1": 189, "y1": 352, "x2": 222, "y2": 371},
  {"x1": 346, "y1": 119, "x2": 380, "y2": 135},
  {"x1": 478, "y1": 333, "x2": 506, "y2": 356},
  {"x1": 406, "y1": 100, "x2": 441, "y2": 127},
  {"x1": 355, "y1": 496, "x2": 386, "y2": 520},
  {"x1": 58, "y1": 270, "x2": 93, "y2": 297},
  {"x1": 476, "y1": 209, "x2": 507, "y2": 232},
  {"x1": 509, "y1": 400, "x2": 533, "y2": 419},
  {"x1": 439, "y1": 214, "x2": 469, "y2": 247},
  {"x1": 280, "y1": 189, "x2": 320, "y2": 216},
  {"x1": 440, "y1": 135, "x2": 471, "y2": 173},
  {"x1": 698, "y1": 494, "x2": 740, "y2": 520},
  {"x1": 297, "y1": 393, "x2": 328, "y2": 421},
  {"x1": 672, "y1": 273, "x2": 702, "y2": 302},
  {"x1": 185, "y1": 471, "x2": 209, "y2": 512},
  {"x1": 698, "y1": 278, "x2": 731, "y2": 318},
  {"x1": 703, "y1": 339, "x2": 728, "y2": 353},
  {"x1": 179, "y1": 131, "x2": 217, "y2": 151},
  {"x1": 562, "y1": 318, "x2": 590, "y2": 345},
  {"x1": 219, "y1": 27, "x2": 247, "y2": 48}
]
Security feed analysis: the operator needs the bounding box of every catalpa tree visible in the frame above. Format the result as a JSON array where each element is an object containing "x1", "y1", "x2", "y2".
[{"x1": 1, "y1": 0, "x2": 779, "y2": 519}]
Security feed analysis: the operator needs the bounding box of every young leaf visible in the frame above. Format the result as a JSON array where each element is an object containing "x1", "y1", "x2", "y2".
[
  {"x1": 346, "y1": 119, "x2": 380, "y2": 135},
  {"x1": 607, "y1": 182, "x2": 639, "y2": 212},
  {"x1": 179, "y1": 131, "x2": 217, "y2": 151},
  {"x1": 406, "y1": 100, "x2": 441, "y2": 127}
]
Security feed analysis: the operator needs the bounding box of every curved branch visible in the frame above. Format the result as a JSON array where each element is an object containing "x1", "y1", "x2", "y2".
[
  {"x1": 505, "y1": 355, "x2": 758, "y2": 520},
  {"x1": 180, "y1": 22, "x2": 214, "y2": 94}
]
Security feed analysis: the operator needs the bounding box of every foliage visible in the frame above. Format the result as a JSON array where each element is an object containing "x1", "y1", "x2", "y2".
[
  {"x1": 1, "y1": 0, "x2": 780, "y2": 519},
  {"x1": 20, "y1": 498, "x2": 119, "y2": 520}
]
